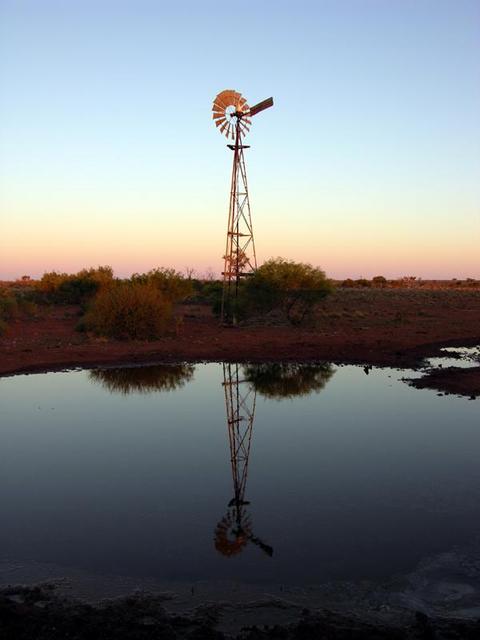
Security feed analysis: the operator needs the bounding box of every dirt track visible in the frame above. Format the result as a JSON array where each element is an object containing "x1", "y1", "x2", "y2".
[{"x1": 1, "y1": 289, "x2": 479, "y2": 394}]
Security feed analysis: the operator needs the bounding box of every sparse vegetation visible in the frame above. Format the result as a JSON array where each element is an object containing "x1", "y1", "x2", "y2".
[
  {"x1": 0, "y1": 288, "x2": 37, "y2": 335},
  {"x1": 36, "y1": 266, "x2": 114, "y2": 304},
  {"x1": 130, "y1": 268, "x2": 193, "y2": 303},
  {"x1": 237, "y1": 257, "x2": 333, "y2": 325},
  {"x1": 83, "y1": 281, "x2": 172, "y2": 340}
]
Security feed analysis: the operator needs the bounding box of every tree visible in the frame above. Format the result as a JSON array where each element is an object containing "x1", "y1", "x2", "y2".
[{"x1": 239, "y1": 258, "x2": 333, "y2": 325}]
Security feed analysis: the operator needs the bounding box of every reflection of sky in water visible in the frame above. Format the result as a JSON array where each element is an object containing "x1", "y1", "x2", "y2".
[
  {"x1": 425, "y1": 345, "x2": 480, "y2": 369},
  {"x1": 0, "y1": 363, "x2": 479, "y2": 587}
]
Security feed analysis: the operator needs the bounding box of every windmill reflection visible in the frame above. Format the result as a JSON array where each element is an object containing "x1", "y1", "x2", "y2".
[
  {"x1": 89, "y1": 364, "x2": 195, "y2": 395},
  {"x1": 215, "y1": 362, "x2": 335, "y2": 558},
  {"x1": 215, "y1": 363, "x2": 273, "y2": 558}
]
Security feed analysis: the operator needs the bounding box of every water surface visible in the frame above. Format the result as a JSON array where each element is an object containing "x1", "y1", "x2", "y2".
[{"x1": 0, "y1": 362, "x2": 478, "y2": 592}]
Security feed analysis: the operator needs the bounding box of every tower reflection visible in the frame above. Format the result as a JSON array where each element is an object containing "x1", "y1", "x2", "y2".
[
  {"x1": 215, "y1": 363, "x2": 273, "y2": 557},
  {"x1": 215, "y1": 362, "x2": 335, "y2": 558}
]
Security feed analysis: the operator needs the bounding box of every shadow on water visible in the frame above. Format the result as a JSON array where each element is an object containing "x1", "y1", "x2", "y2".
[
  {"x1": 215, "y1": 362, "x2": 335, "y2": 558},
  {"x1": 88, "y1": 364, "x2": 195, "y2": 395}
]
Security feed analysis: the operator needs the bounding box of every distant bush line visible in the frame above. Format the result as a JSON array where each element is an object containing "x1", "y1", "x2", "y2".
[{"x1": 339, "y1": 276, "x2": 480, "y2": 289}]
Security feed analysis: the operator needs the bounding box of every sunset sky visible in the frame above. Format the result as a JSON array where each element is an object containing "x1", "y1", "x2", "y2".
[{"x1": 1, "y1": 0, "x2": 479, "y2": 280}]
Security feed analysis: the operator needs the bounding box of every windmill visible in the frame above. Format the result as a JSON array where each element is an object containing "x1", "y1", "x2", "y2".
[
  {"x1": 212, "y1": 90, "x2": 274, "y2": 323},
  {"x1": 214, "y1": 363, "x2": 273, "y2": 558}
]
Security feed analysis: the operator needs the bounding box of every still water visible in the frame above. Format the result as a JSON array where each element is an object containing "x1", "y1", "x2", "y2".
[{"x1": 0, "y1": 362, "x2": 478, "y2": 590}]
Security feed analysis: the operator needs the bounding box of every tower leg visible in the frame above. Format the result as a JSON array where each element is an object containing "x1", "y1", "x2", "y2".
[{"x1": 221, "y1": 120, "x2": 257, "y2": 324}]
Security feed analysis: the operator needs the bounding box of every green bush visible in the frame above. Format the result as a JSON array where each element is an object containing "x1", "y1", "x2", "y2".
[
  {"x1": 0, "y1": 287, "x2": 39, "y2": 334},
  {"x1": 372, "y1": 275, "x2": 387, "y2": 288},
  {"x1": 0, "y1": 289, "x2": 19, "y2": 335},
  {"x1": 130, "y1": 268, "x2": 192, "y2": 303},
  {"x1": 83, "y1": 281, "x2": 172, "y2": 339},
  {"x1": 0, "y1": 291, "x2": 19, "y2": 319},
  {"x1": 238, "y1": 258, "x2": 333, "y2": 325},
  {"x1": 36, "y1": 266, "x2": 113, "y2": 304}
]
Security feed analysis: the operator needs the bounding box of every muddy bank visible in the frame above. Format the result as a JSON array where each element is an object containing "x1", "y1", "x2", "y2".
[
  {"x1": 1, "y1": 289, "x2": 479, "y2": 380},
  {"x1": 407, "y1": 366, "x2": 480, "y2": 399},
  {"x1": 1, "y1": 584, "x2": 479, "y2": 640},
  {"x1": 2, "y1": 539, "x2": 480, "y2": 639}
]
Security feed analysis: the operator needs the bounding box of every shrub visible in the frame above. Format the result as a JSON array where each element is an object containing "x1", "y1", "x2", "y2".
[
  {"x1": 0, "y1": 290, "x2": 19, "y2": 335},
  {"x1": 238, "y1": 258, "x2": 333, "y2": 325},
  {"x1": 130, "y1": 268, "x2": 192, "y2": 304},
  {"x1": 354, "y1": 278, "x2": 371, "y2": 288},
  {"x1": 372, "y1": 275, "x2": 387, "y2": 288},
  {"x1": 188, "y1": 278, "x2": 223, "y2": 306},
  {"x1": 36, "y1": 266, "x2": 113, "y2": 304},
  {"x1": 83, "y1": 281, "x2": 171, "y2": 339},
  {"x1": 0, "y1": 291, "x2": 19, "y2": 319}
]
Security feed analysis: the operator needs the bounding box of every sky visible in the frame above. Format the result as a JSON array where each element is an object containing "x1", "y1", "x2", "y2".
[{"x1": 0, "y1": 0, "x2": 479, "y2": 280}]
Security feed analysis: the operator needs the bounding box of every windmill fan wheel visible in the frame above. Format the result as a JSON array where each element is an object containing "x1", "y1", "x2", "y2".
[
  {"x1": 212, "y1": 89, "x2": 251, "y2": 140},
  {"x1": 214, "y1": 510, "x2": 252, "y2": 557}
]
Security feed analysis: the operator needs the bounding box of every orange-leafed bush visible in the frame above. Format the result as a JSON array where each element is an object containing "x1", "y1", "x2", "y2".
[
  {"x1": 36, "y1": 266, "x2": 114, "y2": 304},
  {"x1": 130, "y1": 268, "x2": 193, "y2": 303},
  {"x1": 83, "y1": 281, "x2": 171, "y2": 339}
]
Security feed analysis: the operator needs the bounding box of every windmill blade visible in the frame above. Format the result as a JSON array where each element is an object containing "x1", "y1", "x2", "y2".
[
  {"x1": 220, "y1": 120, "x2": 229, "y2": 135},
  {"x1": 214, "y1": 92, "x2": 231, "y2": 109},
  {"x1": 213, "y1": 111, "x2": 225, "y2": 120},
  {"x1": 248, "y1": 97, "x2": 274, "y2": 117},
  {"x1": 215, "y1": 118, "x2": 226, "y2": 128},
  {"x1": 213, "y1": 96, "x2": 227, "y2": 109},
  {"x1": 221, "y1": 90, "x2": 235, "y2": 104},
  {"x1": 238, "y1": 99, "x2": 249, "y2": 114}
]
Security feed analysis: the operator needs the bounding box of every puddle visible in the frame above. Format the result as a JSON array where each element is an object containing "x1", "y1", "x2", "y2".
[{"x1": 0, "y1": 361, "x2": 478, "y2": 617}]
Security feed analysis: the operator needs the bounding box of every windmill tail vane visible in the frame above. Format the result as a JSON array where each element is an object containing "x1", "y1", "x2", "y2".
[{"x1": 212, "y1": 89, "x2": 274, "y2": 324}]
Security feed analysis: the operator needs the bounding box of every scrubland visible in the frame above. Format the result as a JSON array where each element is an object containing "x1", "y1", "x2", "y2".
[{"x1": 1, "y1": 268, "x2": 479, "y2": 397}]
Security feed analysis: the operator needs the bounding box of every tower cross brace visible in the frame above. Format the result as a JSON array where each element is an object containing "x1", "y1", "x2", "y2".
[{"x1": 221, "y1": 117, "x2": 257, "y2": 323}]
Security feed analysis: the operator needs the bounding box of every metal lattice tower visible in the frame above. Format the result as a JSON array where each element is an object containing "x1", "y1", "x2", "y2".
[{"x1": 212, "y1": 90, "x2": 274, "y2": 323}]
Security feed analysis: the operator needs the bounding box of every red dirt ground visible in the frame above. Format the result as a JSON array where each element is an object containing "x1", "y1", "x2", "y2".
[{"x1": 1, "y1": 289, "x2": 479, "y2": 388}]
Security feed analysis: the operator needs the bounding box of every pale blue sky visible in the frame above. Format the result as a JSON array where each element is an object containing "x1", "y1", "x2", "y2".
[{"x1": 1, "y1": 0, "x2": 479, "y2": 279}]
